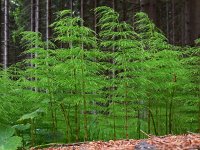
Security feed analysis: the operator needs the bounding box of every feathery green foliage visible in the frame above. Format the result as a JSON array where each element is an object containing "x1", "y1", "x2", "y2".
[{"x1": 0, "y1": 6, "x2": 199, "y2": 149}]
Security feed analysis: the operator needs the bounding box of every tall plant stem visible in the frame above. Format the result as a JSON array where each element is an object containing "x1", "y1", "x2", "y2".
[
  {"x1": 149, "y1": 108, "x2": 158, "y2": 135},
  {"x1": 169, "y1": 73, "x2": 176, "y2": 134},
  {"x1": 113, "y1": 100, "x2": 116, "y2": 140},
  {"x1": 199, "y1": 101, "x2": 200, "y2": 132},
  {"x1": 156, "y1": 102, "x2": 159, "y2": 133},
  {"x1": 81, "y1": 53, "x2": 88, "y2": 141},
  {"x1": 60, "y1": 103, "x2": 70, "y2": 143},
  {"x1": 30, "y1": 119, "x2": 35, "y2": 147},
  {"x1": 169, "y1": 99, "x2": 173, "y2": 134},
  {"x1": 47, "y1": 84, "x2": 57, "y2": 141},
  {"x1": 148, "y1": 98, "x2": 151, "y2": 134},
  {"x1": 124, "y1": 75, "x2": 128, "y2": 139},
  {"x1": 75, "y1": 103, "x2": 80, "y2": 142},
  {"x1": 82, "y1": 76, "x2": 88, "y2": 141},
  {"x1": 137, "y1": 108, "x2": 141, "y2": 139},
  {"x1": 165, "y1": 99, "x2": 168, "y2": 134},
  {"x1": 112, "y1": 0, "x2": 116, "y2": 140}
]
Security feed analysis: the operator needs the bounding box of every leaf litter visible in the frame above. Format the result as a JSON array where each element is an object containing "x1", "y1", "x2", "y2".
[{"x1": 31, "y1": 133, "x2": 200, "y2": 150}]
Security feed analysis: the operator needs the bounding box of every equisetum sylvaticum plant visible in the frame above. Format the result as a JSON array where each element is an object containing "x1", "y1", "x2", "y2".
[{"x1": 0, "y1": 6, "x2": 199, "y2": 149}]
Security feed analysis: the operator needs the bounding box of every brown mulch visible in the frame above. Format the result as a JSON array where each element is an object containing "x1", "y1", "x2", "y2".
[{"x1": 31, "y1": 133, "x2": 200, "y2": 150}]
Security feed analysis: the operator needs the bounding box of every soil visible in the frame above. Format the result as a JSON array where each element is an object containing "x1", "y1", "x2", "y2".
[{"x1": 31, "y1": 133, "x2": 200, "y2": 150}]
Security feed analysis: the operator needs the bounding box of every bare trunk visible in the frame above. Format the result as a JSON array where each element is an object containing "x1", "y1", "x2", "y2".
[
  {"x1": 46, "y1": 0, "x2": 51, "y2": 49},
  {"x1": 3, "y1": 0, "x2": 8, "y2": 69},
  {"x1": 181, "y1": 1, "x2": 185, "y2": 46},
  {"x1": 184, "y1": 0, "x2": 190, "y2": 45},
  {"x1": 31, "y1": 0, "x2": 35, "y2": 32},
  {"x1": 80, "y1": 0, "x2": 83, "y2": 26},
  {"x1": 0, "y1": 0, "x2": 2, "y2": 56},
  {"x1": 171, "y1": 0, "x2": 175, "y2": 44},
  {"x1": 35, "y1": 0, "x2": 39, "y2": 33},
  {"x1": 94, "y1": 0, "x2": 97, "y2": 33},
  {"x1": 70, "y1": 0, "x2": 73, "y2": 15},
  {"x1": 0, "y1": 0, "x2": 2, "y2": 64},
  {"x1": 190, "y1": 0, "x2": 200, "y2": 44},
  {"x1": 166, "y1": 1, "x2": 169, "y2": 40},
  {"x1": 122, "y1": 0, "x2": 127, "y2": 21},
  {"x1": 30, "y1": 0, "x2": 35, "y2": 63},
  {"x1": 149, "y1": 0, "x2": 156, "y2": 21}
]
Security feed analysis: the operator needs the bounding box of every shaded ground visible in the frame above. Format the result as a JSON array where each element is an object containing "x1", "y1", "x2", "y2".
[{"x1": 31, "y1": 133, "x2": 200, "y2": 150}]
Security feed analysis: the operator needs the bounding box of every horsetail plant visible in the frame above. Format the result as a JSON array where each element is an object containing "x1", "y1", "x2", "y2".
[{"x1": 51, "y1": 10, "x2": 106, "y2": 141}]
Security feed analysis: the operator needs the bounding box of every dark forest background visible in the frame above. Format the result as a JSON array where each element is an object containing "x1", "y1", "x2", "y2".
[{"x1": 0, "y1": 0, "x2": 200, "y2": 67}]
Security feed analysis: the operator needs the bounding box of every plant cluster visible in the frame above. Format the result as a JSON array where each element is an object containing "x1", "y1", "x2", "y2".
[{"x1": 0, "y1": 6, "x2": 199, "y2": 149}]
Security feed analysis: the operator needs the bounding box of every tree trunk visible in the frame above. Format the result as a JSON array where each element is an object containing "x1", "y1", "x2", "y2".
[
  {"x1": 184, "y1": 0, "x2": 190, "y2": 45},
  {"x1": 46, "y1": 0, "x2": 51, "y2": 49},
  {"x1": 70, "y1": 0, "x2": 73, "y2": 14},
  {"x1": 80, "y1": 0, "x2": 83, "y2": 26},
  {"x1": 35, "y1": 0, "x2": 39, "y2": 33},
  {"x1": 149, "y1": 0, "x2": 156, "y2": 21},
  {"x1": 0, "y1": 0, "x2": 2, "y2": 64},
  {"x1": 171, "y1": 0, "x2": 175, "y2": 44},
  {"x1": 166, "y1": 0, "x2": 169, "y2": 40},
  {"x1": 31, "y1": 0, "x2": 35, "y2": 32},
  {"x1": 30, "y1": 0, "x2": 35, "y2": 62},
  {"x1": 190, "y1": 0, "x2": 200, "y2": 44},
  {"x1": 122, "y1": 0, "x2": 127, "y2": 21},
  {"x1": 94, "y1": 0, "x2": 98, "y2": 32},
  {"x1": 3, "y1": 0, "x2": 8, "y2": 69}
]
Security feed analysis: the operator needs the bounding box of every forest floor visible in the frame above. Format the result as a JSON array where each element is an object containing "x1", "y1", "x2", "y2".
[{"x1": 31, "y1": 133, "x2": 200, "y2": 150}]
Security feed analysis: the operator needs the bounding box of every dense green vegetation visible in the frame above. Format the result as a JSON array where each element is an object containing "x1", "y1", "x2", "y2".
[{"x1": 0, "y1": 7, "x2": 199, "y2": 149}]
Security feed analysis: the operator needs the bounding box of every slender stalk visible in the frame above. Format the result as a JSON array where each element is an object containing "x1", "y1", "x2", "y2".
[
  {"x1": 125, "y1": 82, "x2": 128, "y2": 139},
  {"x1": 137, "y1": 108, "x2": 141, "y2": 139},
  {"x1": 166, "y1": 99, "x2": 168, "y2": 134},
  {"x1": 75, "y1": 103, "x2": 80, "y2": 142},
  {"x1": 47, "y1": 83, "x2": 56, "y2": 141},
  {"x1": 60, "y1": 103, "x2": 70, "y2": 143},
  {"x1": 112, "y1": 0, "x2": 116, "y2": 140},
  {"x1": 148, "y1": 98, "x2": 151, "y2": 134},
  {"x1": 80, "y1": 0, "x2": 88, "y2": 141},
  {"x1": 149, "y1": 108, "x2": 158, "y2": 135},
  {"x1": 81, "y1": 67, "x2": 88, "y2": 141},
  {"x1": 169, "y1": 99, "x2": 173, "y2": 134},
  {"x1": 31, "y1": 119, "x2": 35, "y2": 147},
  {"x1": 112, "y1": 100, "x2": 116, "y2": 140},
  {"x1": 199, "y1": 101, "x2": 200, "y2": 132},
  {"x1": 156, "y1": 102, "x2": 159, "y2": 133},
  {"x1": 169, "y1": 73, "x2": 177, "y2": 134}
]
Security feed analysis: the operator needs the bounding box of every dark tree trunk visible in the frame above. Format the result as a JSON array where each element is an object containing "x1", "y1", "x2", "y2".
[
  {"x1": 171, "y1": 0, "x2": 175, "y2": 44},
  {"x1": 94, "y1": 0, "x2": 98, "y2": 32},
  {"x1": 122, "y1": 0, "x2": 127, "y2": 21},
  {"x1": 35, "y1": 0, "x2": 39, "y2": 33},
  {"x1": 190, "y1": 0, "x2": 200, "y2": 43},
  {"x1": 166, "y1": 0, "x2": 170, "y2": 40},
  {"x1": 148, "y1": 0, "x2": 156, "y2": 23}
]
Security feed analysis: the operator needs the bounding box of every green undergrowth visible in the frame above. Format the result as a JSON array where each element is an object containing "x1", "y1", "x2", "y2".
[{"x1": 0, "y1": 6, "x2": 199, "y2": 149}]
